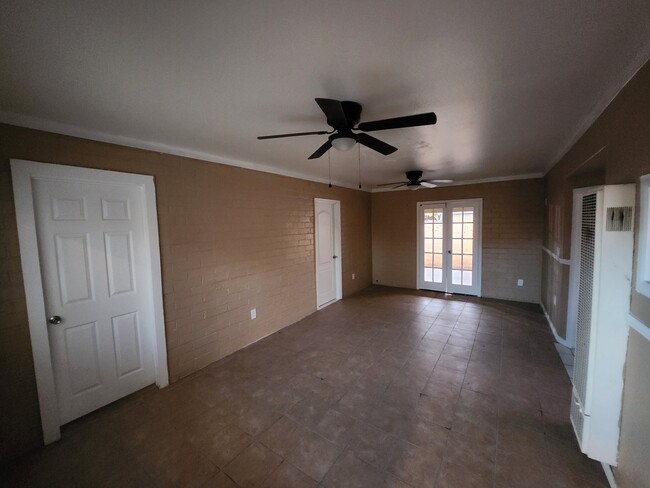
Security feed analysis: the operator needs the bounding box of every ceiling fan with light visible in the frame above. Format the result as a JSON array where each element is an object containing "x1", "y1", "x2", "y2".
[
  {"x1": 376, "y1": 170, "x2": 453, "y2": 190},
  {"x1": 257, "y1": 98, "x2": 437, "y2": 160}
]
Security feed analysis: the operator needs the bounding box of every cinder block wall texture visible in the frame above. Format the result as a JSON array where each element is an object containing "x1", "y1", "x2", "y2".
[
  {"x1": 0, "y1": 124, "x2": 372, "y2": 463},
  {"x1": 371, "y1": 179, "x2": 544, "y2": 303}
]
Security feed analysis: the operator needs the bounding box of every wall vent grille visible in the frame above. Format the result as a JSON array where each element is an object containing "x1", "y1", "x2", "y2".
[
  {"x1": 605, "y1": 206, "x2": 632, "y2": 231},
  {"x1": 574, "y1": 193, "x2": 597, "y2": 407}
]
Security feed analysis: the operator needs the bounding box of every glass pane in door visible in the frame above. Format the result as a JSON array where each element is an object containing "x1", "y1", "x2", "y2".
[
  {"x1": 450, "y1": 206, "x2": 474, "y2": 286},
  {"x1": 420, "y1": 200, "x2": 480, "y2": 295},
  {"x1": 422, "y1": 207, "x2": 444, "y2": 285}
]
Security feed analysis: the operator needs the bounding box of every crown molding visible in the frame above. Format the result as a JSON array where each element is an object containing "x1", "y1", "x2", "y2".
[
  {"x1": 544, "y1": 43, "x2": 650, "y2": 175},
  {"x1": 370, "y1": 172, "x2": 544, "y2": 193},
  {"x1": 0, "y1": 111, "x2": 365, "y2": 192}
]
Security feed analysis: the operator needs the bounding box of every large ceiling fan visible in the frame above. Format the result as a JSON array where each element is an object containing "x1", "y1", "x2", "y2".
[
  {"x1": 257, "y1": 98, "x2": 437, "y2": 159},
  {"x1": 377, "y1": 170, "x2": 453, "y2": 190}
]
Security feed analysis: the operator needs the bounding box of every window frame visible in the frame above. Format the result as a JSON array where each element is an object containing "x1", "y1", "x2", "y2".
[{"x1": 637, "y1": 174, "x2": 650, "y2": 297}]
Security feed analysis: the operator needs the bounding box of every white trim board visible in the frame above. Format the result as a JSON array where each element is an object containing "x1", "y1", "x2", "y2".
[
  {"x1": 1, "y1": 111, "x2": 545, "y2": 194},
  {"x1": 627, "y1": 313, "x2": 650, "y2": 342},
  {"x1": 542, "y1": 246, "x2": 571, "y2": 266},
  {"x1": 544, "y1": 42, "x2": 650, "y2": 174},
  {"x1": 602, "y1": 462, "x2": 617, "y2": 488},
  {"x1": 371, "y1": 172, "x2": 543, "y2": 192},
  {"x1": 540, "y1": 300, "x2": 572, "y2": 348},
  {"x1": 0, "y1": 111, "x2": 362, "y2": 192},
  {"x1": 636, "y1": 174, "x2": 650, "y2": 298},
  {"x1": 10, "y1": 159, "x2": 169, "y2": 444}
]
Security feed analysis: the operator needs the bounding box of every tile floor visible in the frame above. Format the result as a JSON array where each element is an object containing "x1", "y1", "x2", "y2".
[{"x1": 6, "y1": 286, "x2": 608, "y2": 487}]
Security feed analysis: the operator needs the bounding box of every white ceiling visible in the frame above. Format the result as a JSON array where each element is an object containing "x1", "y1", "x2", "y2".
[{"x1": 1, "y1": 1, "x2": 649, "y2": 189}]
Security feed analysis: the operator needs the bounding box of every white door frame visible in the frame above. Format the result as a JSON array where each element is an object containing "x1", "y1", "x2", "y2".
[
  {"x1": 11, "y1": 159, "x2": 168, "y2": 444},
  {"x1": 416, "y1": 199, "x2": 483, "y2": 296},
  {"x1": 566, "y1": 185, "x2": 602, "y2": 349},
  {"x1": 314, "y1": 198, "x2": 342, "y2": 309}
]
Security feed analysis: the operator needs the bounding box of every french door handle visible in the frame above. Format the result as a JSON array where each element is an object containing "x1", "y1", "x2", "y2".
[
  {"x1": 333, "y1": 255, "x2": 338, "y2": 259},
  {"x1": 48, "y1": 315, "x2": 62, "y2": 325}
]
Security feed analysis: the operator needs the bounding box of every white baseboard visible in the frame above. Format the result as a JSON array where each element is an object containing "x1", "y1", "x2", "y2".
[
  {"x1": 540, "y1": 301, "x2": 572, "y2": 347},
  {"x1": 602, "y1": 462, "x2": 617, "y2": 488}
]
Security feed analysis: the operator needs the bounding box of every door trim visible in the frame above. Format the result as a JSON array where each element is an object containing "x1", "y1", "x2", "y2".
[
  {"x1": 314, "y1": 198, "x2": 342, "y2": 309},
  {"x1": 11, "y1": 159, "x2": 168, "y2": 444},
  {"x1": 416, "y1": 199, "x2": 483, "y2": 296}
]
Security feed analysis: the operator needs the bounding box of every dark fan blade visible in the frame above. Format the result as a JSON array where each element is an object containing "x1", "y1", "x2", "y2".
[
  {"x1": 391, "y1": 183, "x2": 407, "y2": 189},
  {"x1": 258, "y1": 130, "x2": 329, "y2": 140},
  {"x1": 357, "y1": 133, "x2": 397, "y2": 155},
  {"x1": 308, "y1": 140, "x2": 332, "y2": 159},
  {"x1": 376, "y1": 181, "x2": 406, "y2": 187},
  {"x1": 315, "y1": 98, "x2": 349, "y2": 128},
  {"x1": 358, "y1": 112, "x2": 437, "y2": 132},
  {"x1": 420, "y1": 181, "x2": 437, "y2": 188}
]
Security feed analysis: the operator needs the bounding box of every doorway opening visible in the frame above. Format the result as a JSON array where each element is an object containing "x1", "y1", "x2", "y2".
[
  {"x1": 314, "y1": 198, "x2": 342, "y2": 309},
  {"x1": 417, "y1": 199, "x2": 482, "y2": 296},
  {"x1": 11, "y1": 160, "x2": 168, "y2": 444}
]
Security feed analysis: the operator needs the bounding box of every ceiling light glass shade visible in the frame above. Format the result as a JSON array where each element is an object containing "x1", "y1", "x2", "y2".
[
  {"x1": 407, "y1": 183, "x2": 421, "y2": 190},
  {"x1": 331, "y1": 137, "x2": 356, "y2": 151}
]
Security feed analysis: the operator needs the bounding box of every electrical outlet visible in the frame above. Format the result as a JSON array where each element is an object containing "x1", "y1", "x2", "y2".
[
  {"x1": 517, "y1": 279, "x2": 524, "y2": 286},
  {"x1": 250, "y1": 308, "x2": 256, "y2": 320},
  {"x1": 352, "y1": 273, "x2": 355, "y2": 280}
]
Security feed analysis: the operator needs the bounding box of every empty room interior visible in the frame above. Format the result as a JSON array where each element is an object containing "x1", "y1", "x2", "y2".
[{"x1": 1, "y1": 1, "x2": 650, "y2": 487}]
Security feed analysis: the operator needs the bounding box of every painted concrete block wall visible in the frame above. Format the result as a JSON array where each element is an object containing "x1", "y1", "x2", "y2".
[
  {"x1": 542, "y1": 61, "x2": 650, "y2": 486},
  {"x1": 371, "y1": 178, "x2": 544, "y2": 303},
  {"x1": 0, "y1": 124, "x2": 372, "y2": 464}
]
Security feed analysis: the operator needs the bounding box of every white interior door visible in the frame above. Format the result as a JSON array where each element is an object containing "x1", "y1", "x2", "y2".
[
  {"x1": 33, "y1": 177, "x2": 156, "y2": 424},
  {"x1": 418, "y1": 199, "x2": 482, "y2": 296},
  {"x1": 315, "y1": 199, "x2": 341, "y2": 308}
]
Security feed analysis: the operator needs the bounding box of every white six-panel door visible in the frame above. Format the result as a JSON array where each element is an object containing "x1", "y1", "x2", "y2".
[
  {"x1": 417, "y1": 199, "x2": 482, "y2": 296},
  {"x1": 33, "y1": 177, "x2": 156, "y2": 424}
]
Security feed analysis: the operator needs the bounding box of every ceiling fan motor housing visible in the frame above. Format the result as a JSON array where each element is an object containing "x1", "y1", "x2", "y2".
[
  {"x1": 406, "y1": 170, "x2": 424, "y2": 183},
  {"x1": 336, "y1": 101, "x2": 362, "y2": 129}
]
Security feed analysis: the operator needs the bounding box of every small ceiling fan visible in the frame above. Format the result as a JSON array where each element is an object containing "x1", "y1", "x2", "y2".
[
  {"x1": 257, "y1": 98, "x2": 437, "y2": 160},
  {"x1": 377, "y1": 170, "x2": 454, "y2": 190}
]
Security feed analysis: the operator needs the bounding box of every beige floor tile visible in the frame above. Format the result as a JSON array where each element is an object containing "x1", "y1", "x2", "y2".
[{"x1": 7, "y1": 287, "x2": 609, "y2": 488}]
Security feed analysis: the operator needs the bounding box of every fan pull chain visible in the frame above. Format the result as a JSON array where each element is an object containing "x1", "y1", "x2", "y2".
[
  {"x1": 328, "y1": 151, "x2": 332, "y2": 188},
  {"x1": 358, "y1": 144, "x2": 362, "y2": 189}
]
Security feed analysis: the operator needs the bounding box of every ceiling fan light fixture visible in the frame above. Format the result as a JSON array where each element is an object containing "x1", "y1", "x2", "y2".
[
  {"x1": 331, "y1": 136, "x2": 356, "y2": 152},
  {"x1": 407, "y1": 183, "x2": 421, "y2": 190}
]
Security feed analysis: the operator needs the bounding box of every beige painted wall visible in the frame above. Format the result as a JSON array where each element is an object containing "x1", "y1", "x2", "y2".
[
  {"x1": 371, "y1": 179, "x2": 544, "y2": 303},
  {"x1": 543, "y1": 60, "x2": 650, "y2": 486},
  {"x1": 0, "y1": 124, "x2": 372, "y2": 464}
]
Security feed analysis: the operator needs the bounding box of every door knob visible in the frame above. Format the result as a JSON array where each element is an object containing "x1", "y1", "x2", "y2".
[
  {"x1": 333, "y1": 255, "x2": 338, "y2": 259},
  {"x1": 48, "y1": 316, "x2": 62, "y2": 325}
]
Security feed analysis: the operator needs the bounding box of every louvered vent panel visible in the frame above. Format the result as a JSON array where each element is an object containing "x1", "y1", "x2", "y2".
[
  {"x1": 605, "y1": 207, "x2": 632, "y2": 231},
  {"x1": 573, "y1": 193, "x2": 597, "y2": 406}
]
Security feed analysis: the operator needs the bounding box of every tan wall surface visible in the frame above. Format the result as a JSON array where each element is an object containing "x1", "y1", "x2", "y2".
[
  {"x1": 617, "y1": 329, "x2": 650, "y2": 488},
  {"x1": 0, "y1": 124, "x2": 372, "y2": 464},
  {"x1": 543, "y1": 61, "x2": 650, "y2": 486},
  {"x1": 371, "y1": 179, "x2": 544, "y2": 303}
]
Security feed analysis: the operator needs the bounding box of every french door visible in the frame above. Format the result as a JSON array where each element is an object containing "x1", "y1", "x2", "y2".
[{"x1": 417, "y1": 199, "x2": 482, "y2": 296}]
